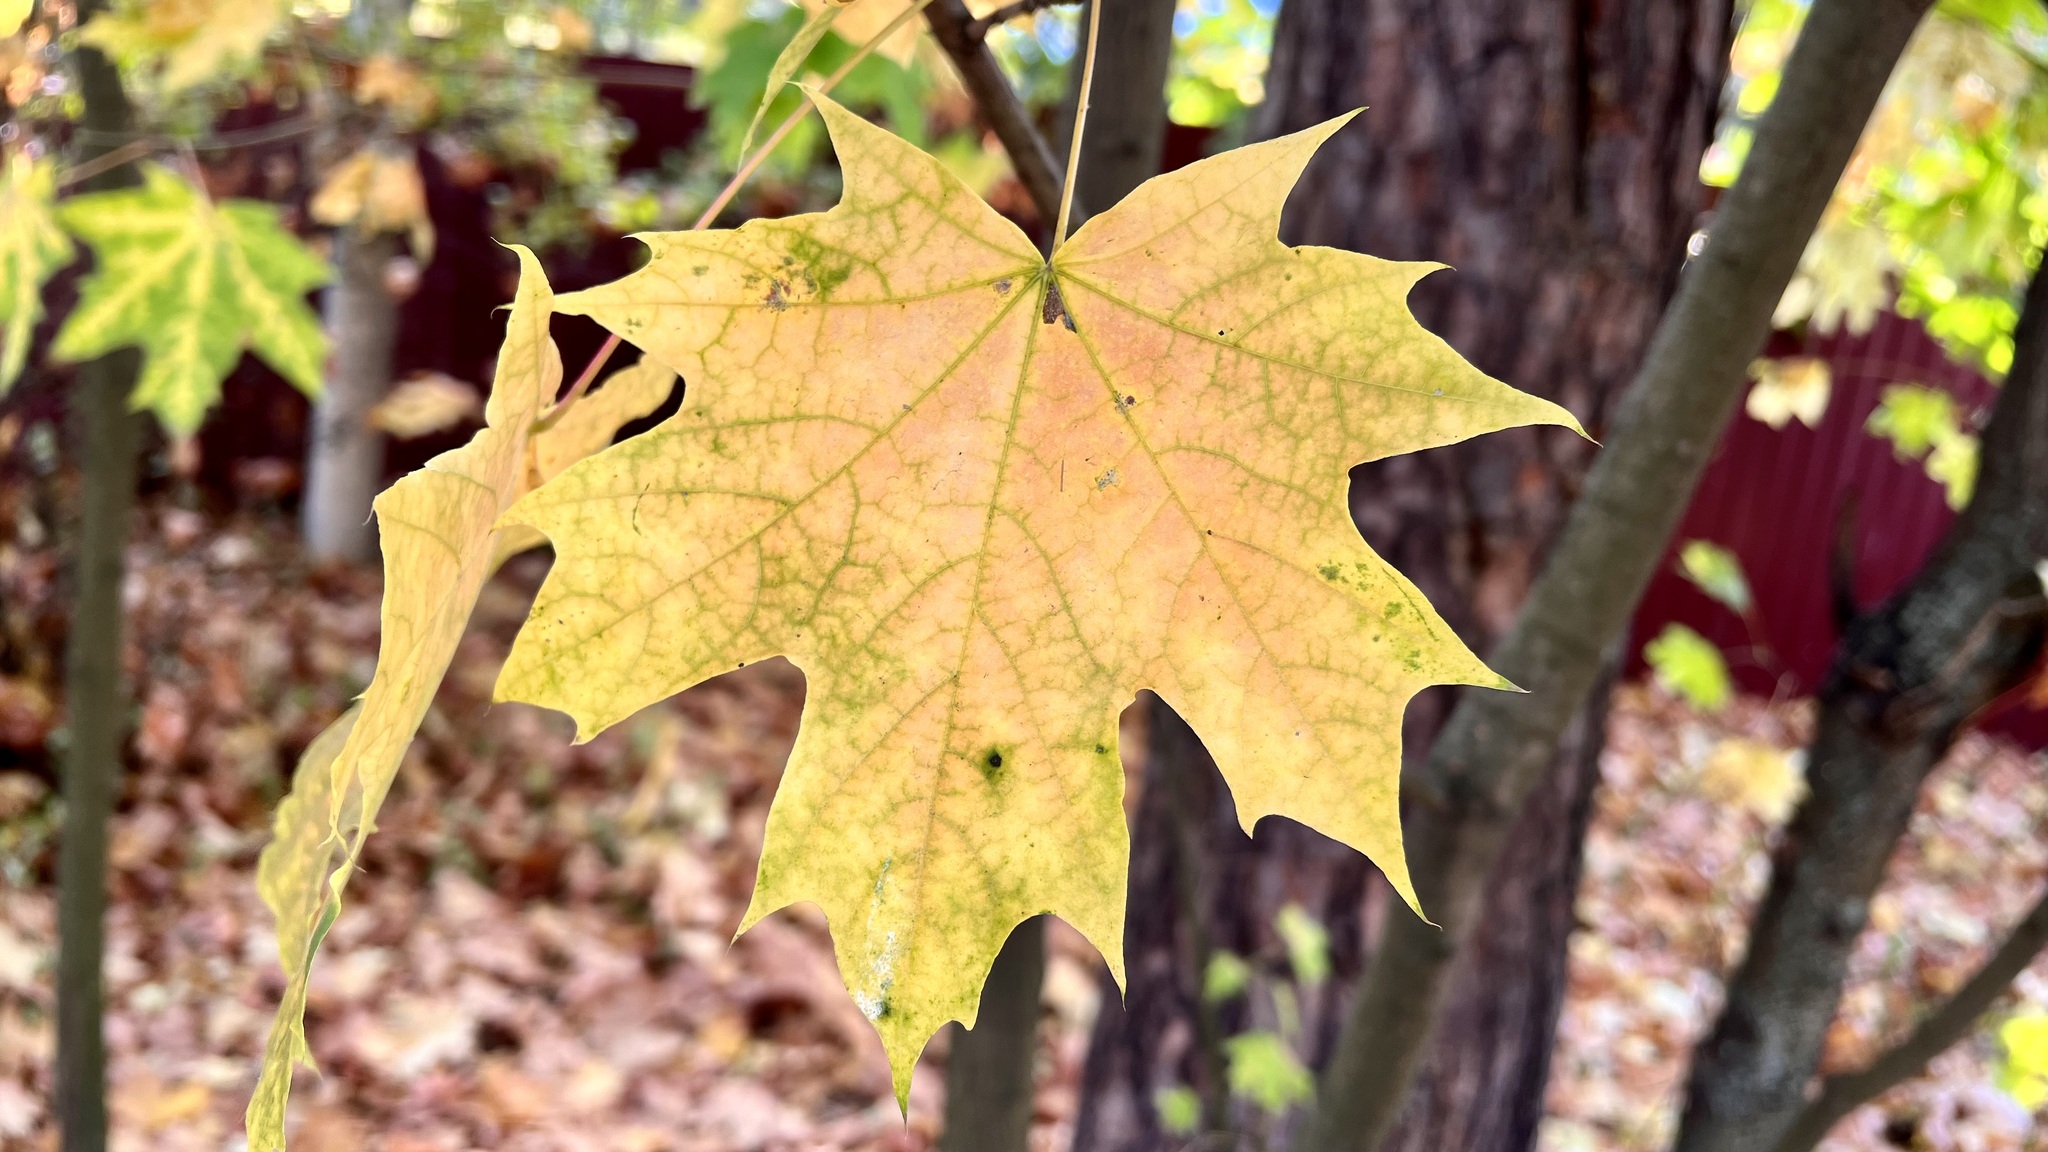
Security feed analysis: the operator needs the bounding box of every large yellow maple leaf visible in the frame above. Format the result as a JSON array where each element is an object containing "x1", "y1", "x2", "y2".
[{"x1": 496, "y1": 94, "x2": 1579, "y2": 1091}]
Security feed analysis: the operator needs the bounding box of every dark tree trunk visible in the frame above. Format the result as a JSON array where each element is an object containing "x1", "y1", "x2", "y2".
[
  {"x1": 55, "y1": 19, "x2": 143, "y2": 1152},
  {"x1": 1675, "y1": 242, "x2": 2048, "y2": 1152},
  {"x1": 1069, "y1": 1, "x2": 1728, "y2": 1148},
  {"x1": 1073, "y1": 699, "x2": 1377, "y2": 1151}
]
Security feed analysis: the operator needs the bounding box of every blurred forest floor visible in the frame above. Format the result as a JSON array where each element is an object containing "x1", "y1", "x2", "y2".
[{"x1": 0, "y1": 495, "x2": 2043, "y2": 1152}]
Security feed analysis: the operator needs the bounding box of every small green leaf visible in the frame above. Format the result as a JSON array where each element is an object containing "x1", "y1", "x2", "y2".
[
  {"x1": 1223, "y1": 1031, "x2": 1314, "y2": 1113},
  {"x1": 0, "y1": 154, "x2": 72, "y2": 394},
  {"x1": 1677, "y1": 540, "x2": 1753, "y2": 615},
  {"x1": 1644, "y1": 624, "x2": 1732, "y2": 712},
  {"x1": 1154, "y1": 1085, "x2": 1201, "y2": 1136},
  {"x1": 1866, "y1": 384, "x2": 1960, "y2": 460},
  {"x1": 1203, "y1": 950, "x2": 1252, "y2": 1003},
  {"x1": 1927, "y1": 427, "x2": 1979, "y2": 510},
  {"x1": 52, "y1": 164, "x2": 328, "y2": 436},
  {"x1": 1273, "y1": 903, "x2": 1329, "y2": 987},
  {"x1": 738, "y1": 2, "x2": 849, "y2": 160},
  {"x1": 1865, "y1": 385, "x2": 1979, "y2": 509}
]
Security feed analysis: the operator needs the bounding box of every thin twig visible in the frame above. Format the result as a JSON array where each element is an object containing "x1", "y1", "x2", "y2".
[
  {"x1": 55, "y1": 138, "x2": 157, "y2": 189},
  {"x1": 1051, "y1": 0, "x2": 1099, "y2": 250},
  {"x1": 923, "y1": 0, "x2": 1070, "y2": 235},
  {"x1": 1773, "y1": 886, "x2": 2048, "y2": 1152},
  {"x1": 965, "y1": 0, "x2": 1080, "y2": 42},
  {"x1": 545, "y1": 0, "x2": 943, "y2": 430}
]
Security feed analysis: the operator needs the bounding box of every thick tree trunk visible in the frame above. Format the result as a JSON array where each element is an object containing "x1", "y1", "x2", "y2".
[
  {"x1": 54, "y1": 24, "x2": 143, "y2": 1152},
  {"x1": 1056, "y1": 0, "x2": 1177, "y2": 214},
  {"x1": 301, "y1": 229, "x2": 398, "y2": 564},
  {"x1": 1674, "y1": 243, "x2": 2048, "y2": 1152},
  {"x1": 1294, "y1": 1, "x2": 1933, "y2": 1149},
  {"x1": 1068, "y1": 2, "x2": 1726, "y2": 1148}
]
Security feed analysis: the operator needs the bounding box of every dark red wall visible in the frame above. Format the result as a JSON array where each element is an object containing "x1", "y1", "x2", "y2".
[{"x1": 1628, "y1": 310, "x2": 2046, "y2": 746}]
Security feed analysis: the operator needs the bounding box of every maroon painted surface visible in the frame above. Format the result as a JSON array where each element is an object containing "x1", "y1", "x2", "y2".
[{"x1": 1627, "y1": 310, "x2": 2047, "y2": 747}]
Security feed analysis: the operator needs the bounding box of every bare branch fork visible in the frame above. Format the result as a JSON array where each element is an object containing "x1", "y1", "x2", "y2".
[
  {"x1": 922, "y1": 0, "x2": 1074, "y2": 236},
  {"x1": 1773, "y1": 886, "x2": 2048, "y2": 1152},
  {"x1": 965, "y1": 0, "x2": 1080, "y2": 42}
]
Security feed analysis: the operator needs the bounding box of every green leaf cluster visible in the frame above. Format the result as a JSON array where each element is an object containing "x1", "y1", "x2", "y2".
[{"x1": 1866, "y1": 383, "x2": 1981, "y2": 508}]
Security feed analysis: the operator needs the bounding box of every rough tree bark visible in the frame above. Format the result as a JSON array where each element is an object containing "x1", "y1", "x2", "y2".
[
  {"x1": 1674, "y1": 237, "x2": 2048, "y2": 1152},
  {"x1": 939, "y1": 1, "x2": 1174, "y2": 1147},
  {"x1": 301, "y1": 228, "x2": 400, "y2": 564},
  {"x1": 1055, "y1": 0, "x2": 1177, "y2": 214},
  {"x1": 54, "y1": 16, "x2": 143, "y2": 1152},
  {"x1": 1070, "y1": 1, "x2": 1726, "y2": 1147},
  {"x1": 1292, "y1": 1, "x2": 1935, "y2": 1149}
]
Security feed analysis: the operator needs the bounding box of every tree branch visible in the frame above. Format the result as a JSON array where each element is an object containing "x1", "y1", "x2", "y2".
[
  {"x1": 1290, "y1": 0, "x2": 1937, "y2": 1148},
  {"x1": 1771, "y1": 863, "x2": 2048, "y2": 1150},
  {"x1": 966, "y1": 0, "x2": 1079, "y2": 42},
  {"x1": 923, "y1": 0, "x2": 1072, "y2": 235}
]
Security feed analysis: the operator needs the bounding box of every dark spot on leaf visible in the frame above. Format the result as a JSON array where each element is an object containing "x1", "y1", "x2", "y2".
[
  {"x1": 1095, "y1": 744, "x2": 1107, "y2": 755},
  {"x1": 995, "y1": 278, "x2": 1011, "y2": 294},
  {"x1": 986, "y1": 750, "x2": 1003, "y2": 769},
  {"x1": 1318, "y1": 564, "x2": 1341, "y2": 581}
]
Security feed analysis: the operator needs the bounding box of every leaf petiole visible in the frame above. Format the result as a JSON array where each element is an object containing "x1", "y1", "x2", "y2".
[{"x1": 1050, "y1": 0, "x2": 1101, "y2": 251}]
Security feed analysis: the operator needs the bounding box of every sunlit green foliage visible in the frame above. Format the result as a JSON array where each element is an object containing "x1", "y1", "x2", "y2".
[
  {"x1": 1719, "y1": 0, "x2": 2048, "y2": 374},
  {"x1": 1165, "y1": 0, "x2": 1275, "y2": 129},
  {"x1": 691, "y1": 5, "x2": 931, "y2": 179},
  {"x1": 1867, "y1": 383, "x2": 1981, "y2": 508}
]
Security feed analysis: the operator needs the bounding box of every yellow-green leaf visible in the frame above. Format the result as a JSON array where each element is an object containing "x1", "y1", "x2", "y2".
[
  {"x1": 245, "y1": 705, "x2": 359, "y2": 1132},
  {"x1": 532, "y1": 359, "x2": 677, "y2": 482},
  {"x1": 53, "y1": 164, "x2": 328, "y2": 436},
  {"x1": 496, "y1": 94, "x2": 1578, "y2": 1094},
  {"x1": 0, "y1": 0, "x2": 29, "y2": 37},
  {"x1": 245, "y1": 248, "x2": 559, "y2": 1152},
  {"x1": 738, "y1": 1, "x2": 852, "y2": 160},
  {"x1": 0, "y1": 153, "x2": 71, "y2": 394},
  {"x1": 1644, "y1": 623, "x2": 1733, "y2": 711},
  {"x1": 491, "y1": 358, "x2": 678, "y2": 566},
  {"x1": 1677, "y1": 539, "x2": 1752, "y2": 615},
  {"x1": 78, "y1": 0, "x2": 288, "y2": 93}
]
